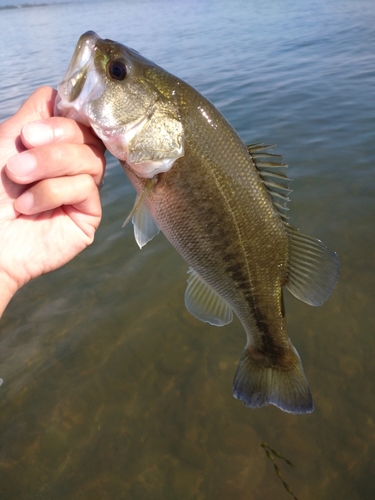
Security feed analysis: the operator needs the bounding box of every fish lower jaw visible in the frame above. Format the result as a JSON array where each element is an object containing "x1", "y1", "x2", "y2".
[
  {"x1": 91, "y1": 118, "x2": 181, "y2": 179},
  {"x1": 106, "y1": 134, "x2": 178, "y2": 178},
  {"x1": 55, "y1": 63, "x2": 104, "y2": 120},
  {"x1": 128, "y1": 157, "x2": 179, "y2": 179},
  {"x1": 89, "y1": 113, "x2": 148, "y2": 159},
  {"x1": 89, "y1": 123, "x2": 134, "y2": 163},
  {"x1": 56, "y1": 103, "x2": 91, "y2": 127}
]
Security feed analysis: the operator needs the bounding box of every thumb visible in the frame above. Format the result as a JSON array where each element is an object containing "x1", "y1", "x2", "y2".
[
  {"x1": 14, "y1": 86, "x2": 56, "y2": 124},
  {"x1": 1, "y1": 87, "x2": 57, "y2": 152}
]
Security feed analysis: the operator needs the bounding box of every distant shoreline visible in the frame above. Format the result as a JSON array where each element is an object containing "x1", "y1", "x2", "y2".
[{"x1": 0, "y1": 2, "x2": 69, "y2": 9}]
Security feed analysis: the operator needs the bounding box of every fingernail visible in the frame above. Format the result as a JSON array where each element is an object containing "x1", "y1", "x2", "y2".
[
  {"x1": 22, "y1": 121, "x2": 54, "y2": 146},
  {"x1": 7, "y1": 152, "x2": 37, "y2": 177},
  {"x1": 15, "y1": 191, "x2": 34, "y2": 213}
]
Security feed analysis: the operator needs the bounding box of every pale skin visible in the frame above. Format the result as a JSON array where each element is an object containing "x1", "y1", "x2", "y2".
[{"x1": 0, "y1": 86, "x2": 106, "y2": 317}]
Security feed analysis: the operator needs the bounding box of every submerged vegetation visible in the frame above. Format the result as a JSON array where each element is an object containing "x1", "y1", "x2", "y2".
[{"x1": 261, "y1": 442, "x2": 299, "y2": 500}]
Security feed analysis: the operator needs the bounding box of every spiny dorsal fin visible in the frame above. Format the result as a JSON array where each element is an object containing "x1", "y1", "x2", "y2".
[{"x1": 247, "y1": 144, "x2": 292, "y2": 220}]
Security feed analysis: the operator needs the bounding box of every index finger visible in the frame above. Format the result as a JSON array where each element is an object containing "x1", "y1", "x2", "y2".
[{"x1": 21, "y1": 117, "x2": 106, "y2": 153}]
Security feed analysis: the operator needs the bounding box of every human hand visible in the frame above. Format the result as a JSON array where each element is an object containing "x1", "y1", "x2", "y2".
[{"x1": 0, "y1": 86, "x2": 106, "y2": 316}]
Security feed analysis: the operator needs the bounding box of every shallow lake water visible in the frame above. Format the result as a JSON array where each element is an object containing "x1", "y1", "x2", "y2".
[{"x1": 0, "y1": 0, "x2": 374, "y2": 498}]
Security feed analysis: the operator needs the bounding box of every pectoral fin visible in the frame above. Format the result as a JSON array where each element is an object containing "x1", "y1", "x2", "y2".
[
  {"x1": 285, "y1": 223, "x2": 340, "y2": 306},
  {"x1": 185, "y1": 268, "x2": 233, "y2": 326},
  {"x1": 122, "y1": 179, "x2": 160, "y2": 249},
  {"x1": 132, "y1": 201, "x2": 160, "y2": 249}
]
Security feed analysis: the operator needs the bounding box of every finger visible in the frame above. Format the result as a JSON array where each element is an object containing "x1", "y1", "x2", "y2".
[
  {"x1": 17, "y1": 86, "x2": 56, "y2": 122},
  {"x1": 6, "y1": 142, "x2": 106, "y2": 186},
  {"x1": 0, "y1": 87, "x2": 56, "y2": 155},
  {"x1": 21, "y1": 117, "x2": 106, "y2": 152},
  {"x1": 2, "y1": 87, "x2": 56, "y2": 137},
  {"x1": 14, "y1": 175, "x2": 102, "y2": 234}
]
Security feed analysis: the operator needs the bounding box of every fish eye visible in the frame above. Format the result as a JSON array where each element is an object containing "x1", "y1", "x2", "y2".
[{"x1": 107, "y1": 59, "x2": 127, "y2": 81}]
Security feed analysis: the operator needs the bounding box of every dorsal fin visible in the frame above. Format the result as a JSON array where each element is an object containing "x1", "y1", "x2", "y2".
[
  {"x1": 247, "y1": 144, "x2": 292, "y2": 220},
  {"x1": 284, "y1": 223, "x2": 340, "y2": 306}
]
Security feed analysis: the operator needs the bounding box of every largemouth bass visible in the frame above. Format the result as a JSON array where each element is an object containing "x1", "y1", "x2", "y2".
[{"x1": 55, "y1": 32, "x2": 340, "y2": 414}]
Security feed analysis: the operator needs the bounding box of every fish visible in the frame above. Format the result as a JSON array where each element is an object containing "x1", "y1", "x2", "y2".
[{"x1": 55, "y1": 31, "x2": 340, "y2": 414}]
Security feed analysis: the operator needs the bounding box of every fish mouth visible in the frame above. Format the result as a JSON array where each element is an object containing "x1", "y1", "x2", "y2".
[
  {"x1": 54, "y1": 31, "x2": 104, "y2": 126},
  {"x1": 54, "y1": 31, "x2": 157, "y2": 161},
  {"x1": 55, "y1": 31, "x2": 183, "y2": 178}
]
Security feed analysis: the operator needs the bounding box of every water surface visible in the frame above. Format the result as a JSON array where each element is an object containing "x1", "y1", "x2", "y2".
[{"x1": 0, "y1": 0, "x2": 374, "y2": 498}]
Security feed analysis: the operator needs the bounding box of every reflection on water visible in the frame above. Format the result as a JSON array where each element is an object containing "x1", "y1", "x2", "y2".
[{"x1": 1, "y1": 0, "x2": 375, "y2": 498}]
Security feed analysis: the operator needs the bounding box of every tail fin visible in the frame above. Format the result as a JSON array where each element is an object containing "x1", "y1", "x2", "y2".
[{"x1": 232, "y1": 345, "x2": 313, "y2": 414}]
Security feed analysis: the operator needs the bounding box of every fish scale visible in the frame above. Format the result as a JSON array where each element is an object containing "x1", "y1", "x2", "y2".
[{"x1": 55, "y1": 31, "x2": 340, "y2": 414}]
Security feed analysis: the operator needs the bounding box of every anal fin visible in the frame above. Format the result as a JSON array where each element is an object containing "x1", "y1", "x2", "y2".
[{"x1": 185, "y1": 268, "x2": 233, "y2": 326}]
